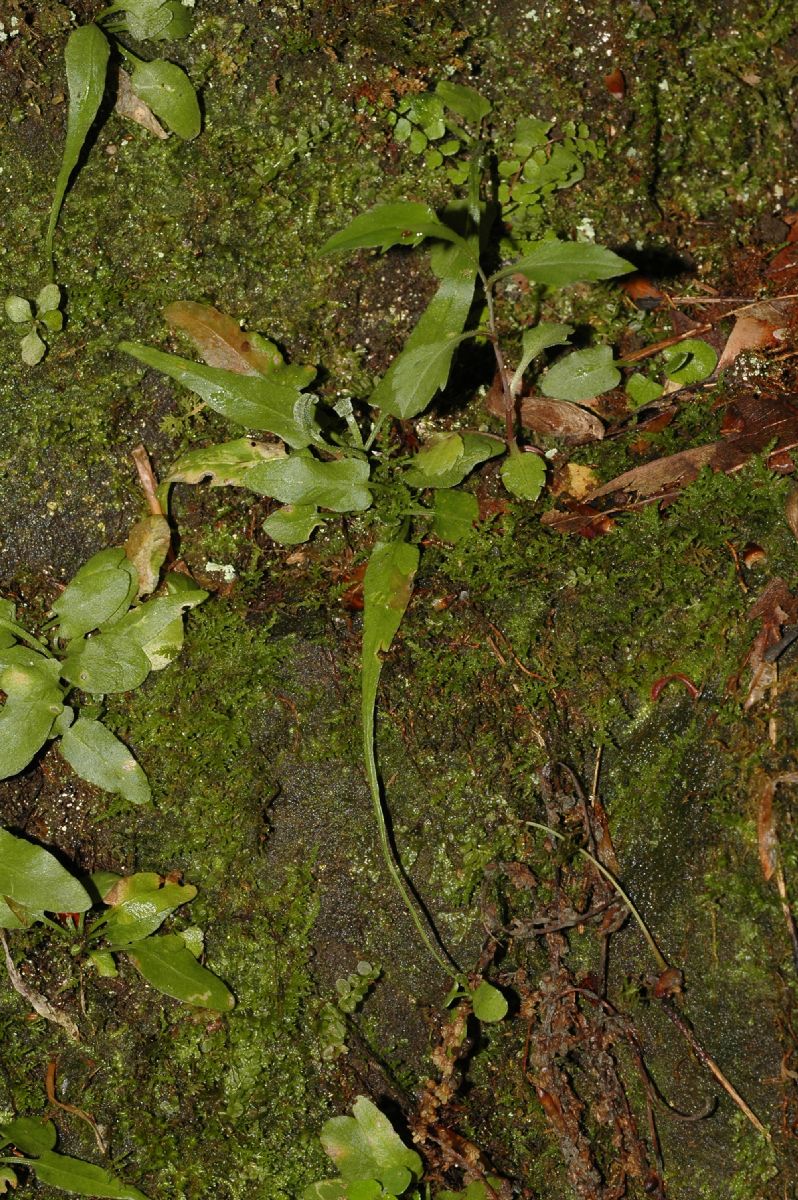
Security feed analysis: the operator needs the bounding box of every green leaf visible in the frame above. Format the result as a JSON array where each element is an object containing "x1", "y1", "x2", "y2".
[
  {"x1": 492, "y1": 239, "x2": 634, "y2": 287},
  {"x1": 320, "y1": 202, "x2": 462, "y2": 254},
  {"x1": 435, "y1": 81, "x2": 491, "y2": 124},
  {"x1": 625, "y1": 373, "x2": 664, "y2": 406},
  {"x1": 369, "y1": 238, "x2": 478, "y2": 419},
  {"x1": 662, "y1": 338, "x2": 718, "y2": 384},
  {"x1": 510, "y1": 322, "x2": 574, "y2": 394},
  {"x1": 59, "y1": 718, "x2": 151, "y2": 805},
  {"x1": 4, "y1": 296, "x2": 32, "y2": 323},
  {"x1": 0, "y1": 1116, "x2": 58, "y2": 1155},
  {"x1": 88, "y1": 949, "x2": 118, "y2": 977},
  {"x1": 100, "y1": 871, "x2": 196, "y2": 944},
  {"x1": 52, "y1": 548, "x2": 138, "y2": 641},
  {"x1": 248, "y1": 453, "x2": 372, "y2": 513},
  {"x1": 540, "y1": 345, "x2": 620, "y2": 401},
  {"x1": 0, "y1": 660, "x2": 65, "y2": 779},
  {"x1": 29, "y1": 1149, "x2": 149, "y2": 1198},
  {"x1": 302, "y1": 1183, "x2": 347, "y2": 1200},
  {"x1": 120, "y1": 343, "x2": 316, "y2": 448},
  {"x1": 407, "y1": 432, "x2": 464, "y2": 478},
  {"x1": 500, "y1": 452, "x2": 546, "y2": 501},
  {"x1": 124, "y1": 933, "x2": 235, "y2": 1010},
  {"x1": 45, "y1": 24, "x2": 111, "y2": 268},
  {"x1": 432, "y1": 489, "x2": 478, "y2": 542},
  {"x1": 60, "y1": 631, "x2": 151, "y2": 694},
  {"x1": 319, "y1": 1097, "x2": 422, "y2": 1192},
  {"x1": 262, "y1": 504, "x2": 323, "y2": 545},
  {"x1": 36, "y1": 283, "x2": 62, "y2": 313},
  {"x1": 119, "y1": 0, "x2": 192, "y2": 40},
  {"x1": 129, "y1": 59, "x2": 200, "y2": 140},
  {"x1": 0, "y1": 896, "x2": 27, "y2": 929},
  {"x1": 0, "y1": 827, "x2": 91, "y2": 913},
  {"x1": 513, "y1": 115, "x2": 553, "y2": 156},
  {"x1": 163, "y1": 437, "x2": 286, "y2": 491},
  {"x1": 40, "y1": 308, "x2": 64, "y2": 332},
  {"x1": 111, "y1": 578, "x2": 207, "y2": 671},
  {"x1": 20, "y1": 329, "x2": 46, "y2": 365},
  {"x1": 404, "y1": 432, "x2": 503, "y2": 489},
  {"x1": 470, "y1": 980, "x2": 508, "y2": 1023}
]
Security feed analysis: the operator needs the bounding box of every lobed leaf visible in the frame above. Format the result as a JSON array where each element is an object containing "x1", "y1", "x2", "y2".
[
  {"x1": 121, "y1": 342, "x2": 316, "y2": 447},
  {"x1": 59, "y1": 718, "x2": 151, "y2": 805},
  {"x1": 248, "y1": 453, "x2": 372, "y2": 512},
  {"x1": 320, "y1": 1097, "x2": 422, "y2": 1192},
  {"x1": 124, "y1": 933, "x2": 235, "y2": 1010},
  {"x1": 0, "y1": 827, "x2": 91, "y2": 913}
]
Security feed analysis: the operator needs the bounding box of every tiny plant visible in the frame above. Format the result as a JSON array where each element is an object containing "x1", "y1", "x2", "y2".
[
  {"x1": 0, "y1": 1114, "x2": 148, "y2": 1198},
  {"x1": 3, "y1": 284, "x2": 63, "y2": 365},
  {"x1": 315, "y1": 960, "x2": 381, "y2": 1061},
  {"x1": 304, "y1": 1096, "x2": 501, "y2": 1200},
  {"x1": 0, "y1": 826, "x2": 234, "y2": 1015},
  {"x1": 0, "y1": 497, "x2": 206, "y2": 803},
  {"x1": 120, "y1": 82, "x2": 633, "y2": 1012}
]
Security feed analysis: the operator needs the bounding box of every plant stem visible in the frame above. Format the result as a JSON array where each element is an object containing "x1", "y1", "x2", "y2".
[{"x1": 479, "y1": 268, "x2": 516, "y2": 451}]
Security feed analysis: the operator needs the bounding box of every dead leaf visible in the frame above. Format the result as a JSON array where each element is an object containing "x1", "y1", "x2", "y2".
[
  {"x1": 540, "y1": 503, "x2": 616, "y2": 537},
  {"x1": 717, "y1": 302, "x2": 789, "y2": 371},
  {"x1": 164, "y1": 302, "x2": 284, "y2": 375},
  {"x1": 743, "y1": 578, "x2": 798, "y2": 708},
  {"x1": 603, "y1": 67, "x2": 626, "y2": 98},
  {"x1": 516, "y1": 396, "x2": 605, "y2": 443},
  {"x1": 585, "y1": 442, "x2": 717, "y2": 501},
  {"x1": 115, "y1": 67, "x2": 168, "y2": 139},
  {"x1": 619, "y1": 274, "x2": 665, "y2": 311},
  {"x1": 552, "y1": 462, "x2": 600, "y2": 499},
  {"x1": 758, "y1": 775, "x2": 779, "y2": 882},
  {"x1": 786, "y1": 487, "x2": 798, "y2": 541}
]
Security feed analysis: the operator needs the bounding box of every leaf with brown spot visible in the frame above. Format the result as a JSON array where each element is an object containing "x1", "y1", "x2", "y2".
[
  {"x1": 115, "y1": 66, "x2": 168, "y2": 139},
  {"x1": 164, "y1": 302, "x2": 284, "y2": 376}
]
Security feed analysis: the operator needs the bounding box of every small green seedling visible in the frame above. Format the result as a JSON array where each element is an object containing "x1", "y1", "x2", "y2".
[
  {"x1": 316, "y1": 960, "x2": 381, "y2": 1060},
  {"x1": 3, "y1": 284, "x2": 63, "y2": 365},
  {"x1": 121, "y1": 82, "x2": 632, "y2": 1005},
  {"x1": 44, "y1": 2, "x2": 200, "y2": 279},
  {"x1": 0, "y1": 827, "x2": 234, "y2": 1013},
  {"x1": 0, "y1": 1115, "x2": 148, "y2": 1199},
  {"x1": 304, "y1": 1096, "x2": 502, "y2": 1200},
  {"x1": 625, "y1": 337, "x2": 718, "y2": 407},
  {"x1": 0, "y1": 519, "x2": 206, "y2": 802}
]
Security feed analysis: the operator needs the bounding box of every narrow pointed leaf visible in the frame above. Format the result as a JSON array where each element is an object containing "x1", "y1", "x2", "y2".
[
  {"x1": 46, "y1": 24, "x2": 111, "y2": 265},
  {"x1": 120, "y1": 343, "x2": 315, "y2": 447},
  {"x1": 30, "y1": 1149, "x2": 149, "y2": 1199},
  {"x1": 0, "y1": 828, "x2": 90, "y2": 912},
  {"x1": 0, "y1": 1116, "x2": 58, "y2": 1156},
  {"x1": 59, "y1": 718, "x2": 151, "y2": 805},
  {"x1": 163, "y1": 438, "x2": 286, "y2": 490},
  {"x1": 164, "y1": 303, "x2": 285, "y2": 375},
  {"x1": 124, "y1": 933, "x2": 235, "y2": 1009},
  {"x1": 491, "y1": 240, "x2": 634, "y2": 287},
  {"x1": 321, "y1": 202, "x2": 462, "y2": 254},
  {"x1": 510, "y1": 322, "x2": 574, "y2": 394},
  {"x1": 370, "y1": 238, "x2": 478, "y2": 419}
]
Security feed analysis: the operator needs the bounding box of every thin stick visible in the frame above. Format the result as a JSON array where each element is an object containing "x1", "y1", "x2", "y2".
[
  {"x1": 0, "y1": 932, "x2": 79, "y2": 1041},
  {"x1": 45, "y1": 1058, "x2": 106, "y2": 1153}
]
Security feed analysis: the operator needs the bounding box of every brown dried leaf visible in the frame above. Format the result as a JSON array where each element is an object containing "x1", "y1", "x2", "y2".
[
  {"x1": 552, "y1": 462, "x2": 601, "y2": 500},
  {"x1": 786, "y1": 487, "x2": 798, "y2": 541},
  {"x1": 515, "y1": 396, "x2": 605, "y2": 444},
  {"x1": 587, "y1": 442, "x2": 717, "y2": 501},
  {"x1": 115, "y1": 67, "x2": 168, "y2": 139},
  {"x1": 164, "y1": 302, "x2": 283, "y2": 375},
  {"x1": 717, "y1": 303, "x2": 789, "y2": 372}
]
